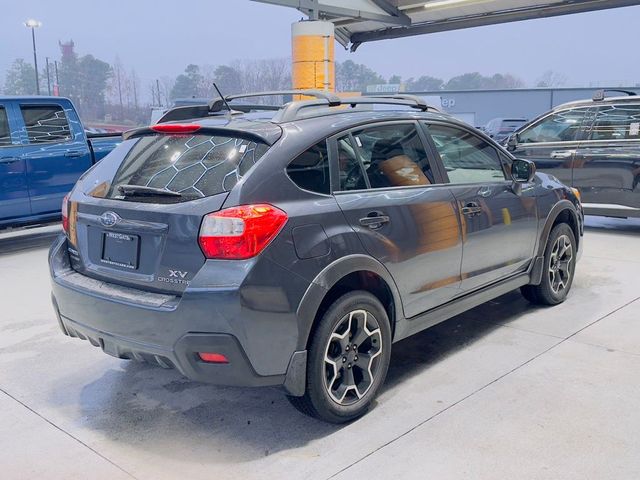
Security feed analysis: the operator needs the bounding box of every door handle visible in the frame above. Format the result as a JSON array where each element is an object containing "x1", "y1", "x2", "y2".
[
  {"x1": 359, "y1": 212, "x2": 390, "y2": 229},
  {"x1": 461, "y1": 202, "x2": 483, "y2": 216},
  {"x1": 65, "y1": 150, "x2": 86, "y2": 158},
  {"x1": 550, "y1": 150, "x2": 575, "y2": 159},
  {"x1": 0, "y1": 156, "x2": 20, "y2": 165}
]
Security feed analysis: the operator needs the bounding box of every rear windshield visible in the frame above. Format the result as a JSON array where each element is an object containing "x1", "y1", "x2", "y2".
[{"x1": 102, "y1": 134, "x2": 269, "y2": 203}]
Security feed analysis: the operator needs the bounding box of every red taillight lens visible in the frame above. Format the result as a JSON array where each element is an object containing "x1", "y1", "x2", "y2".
[
  {"x1": 151, "y1": 124, "x2": 201, "y2": 134},
  {"x1": 198, "y1": 352, "x2": 229, "y2": 364},
  {"x1": 61, "y1": 194, "x2": 69, "y2": 234},
  {"x1": 198, "y1": 204, "x2": 288, "y2": 260}
]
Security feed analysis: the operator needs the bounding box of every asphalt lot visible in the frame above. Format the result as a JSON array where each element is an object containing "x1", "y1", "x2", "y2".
[{"x1": 1, "y1": 217, "x2": 638, "y2": 480}]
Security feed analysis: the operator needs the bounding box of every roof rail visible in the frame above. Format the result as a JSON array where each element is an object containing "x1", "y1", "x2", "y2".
[
  {"x1": 157, "y1": 91, "x2": 441, "y2": 124},
  {"x1": 273, "y1": 95, "x2": 439, "y2": 123},
  {"x1": 592, "y1": 89, "x2": 637, "y2": 101}
]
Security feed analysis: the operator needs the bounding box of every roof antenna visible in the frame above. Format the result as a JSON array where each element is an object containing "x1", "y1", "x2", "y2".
[{"x1": 212, "y1": 82, "x2": 233, "y2": 119}]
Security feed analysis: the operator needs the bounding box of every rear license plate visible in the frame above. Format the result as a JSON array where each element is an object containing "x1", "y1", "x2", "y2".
[{"x1": 101, "y1": 232, "x2": 139, "y2": 269}]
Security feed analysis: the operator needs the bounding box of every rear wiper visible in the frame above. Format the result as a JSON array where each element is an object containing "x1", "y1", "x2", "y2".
[{"x1": 117, "y1": 184, "x2": 182, "y2": 197}]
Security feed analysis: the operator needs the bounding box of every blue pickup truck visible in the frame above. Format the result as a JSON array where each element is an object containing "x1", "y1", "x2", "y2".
[{"x1": 0, "y1": 96, "x2": 121, "y2": 229}]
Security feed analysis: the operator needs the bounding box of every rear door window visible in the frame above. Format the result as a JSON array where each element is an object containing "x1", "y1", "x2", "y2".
[
  {"x1": 0, "y1": 107, "x2": 12, "y2": 146},
  {"x1": 103, "y1": 134, "x2": 269, "y2": 203},
  {"x1": 350, "y1": 123, "x2": 435, "y2": 189},
  {"x1": 518, "y1": 108, "x2": 587, "y2": 144},
  {"x1": 20, "y1": 105, "x2": 72, "y2": 144},
  {"x1": 589, "y1": 104, "x2": 640, "y2": 140}
]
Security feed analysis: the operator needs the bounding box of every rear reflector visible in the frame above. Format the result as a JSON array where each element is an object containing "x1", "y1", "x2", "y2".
[
  {"x1": 198, "y1": 204, "x2": 288, "y2": 260},
  {"x1": 151, "y1": 123, "x2": 201, "y2": 134},
  {"x1": 198, "y1": 352, "x2": 229, "y2": 364},
  {"x1": 61, "y1": 194, "x2": 70, "y2": 234}
]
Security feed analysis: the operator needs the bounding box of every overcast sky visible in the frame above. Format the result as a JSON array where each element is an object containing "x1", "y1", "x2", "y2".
[{"x1": 2, "y1": 0, "x2": 639, "y2": 88}]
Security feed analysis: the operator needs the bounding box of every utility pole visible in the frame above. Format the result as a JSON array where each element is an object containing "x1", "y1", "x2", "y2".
[
  {"x1": 45, "y1": 57, "x2": 52, "y2": 95},
  {"x1": 54, "y1": 60, "x2": 59, "y2": 96},
  {"x1": 156, "y1": 79, "x2": 162, "y2": 107}
]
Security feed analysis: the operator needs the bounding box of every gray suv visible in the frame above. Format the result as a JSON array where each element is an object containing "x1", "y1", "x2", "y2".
[
  {"x1": 49, "y1": 92, "x2": 583, "y2": 423},
  {"x1": 507, "y1": 89, "x2": 640, "y2": 218}
]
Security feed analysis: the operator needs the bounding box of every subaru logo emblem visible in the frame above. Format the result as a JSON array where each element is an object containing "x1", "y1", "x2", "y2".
[{"x1": 99, "y1": 211, "x2": 119, "y2": 228}]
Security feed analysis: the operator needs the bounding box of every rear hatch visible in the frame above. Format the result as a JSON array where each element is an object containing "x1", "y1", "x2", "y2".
[{"x1": 66, "y1": 125, "x2": 274, "y2": 294}]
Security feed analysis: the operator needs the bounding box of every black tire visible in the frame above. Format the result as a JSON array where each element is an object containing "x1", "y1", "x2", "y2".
[
  {"x1": 521, "y1": 223, "x2": 577, "y2": 305},
  {"x1": 287, "y1": 291, "x2": 392, "y2": 423}
]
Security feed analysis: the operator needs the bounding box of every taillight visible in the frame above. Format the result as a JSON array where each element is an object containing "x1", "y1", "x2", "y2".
[
  {"x1": 61, "y1": 194, "x2": 70, "y2": 234},
  {"x1": 198, "y1": 204, "x2": 288, "y2": 260}
]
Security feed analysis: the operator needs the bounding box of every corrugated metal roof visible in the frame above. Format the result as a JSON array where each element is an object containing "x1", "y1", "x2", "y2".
[{"x1": 252, "y1": 0, "x2": 640, "y2": 50}]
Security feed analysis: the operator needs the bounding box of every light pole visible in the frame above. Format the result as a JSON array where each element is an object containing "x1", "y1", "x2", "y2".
[{"x1": 24, "y1": 19, "x2": 42, "y2": 95}]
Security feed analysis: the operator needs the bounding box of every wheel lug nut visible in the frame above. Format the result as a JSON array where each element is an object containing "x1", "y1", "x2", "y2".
[
  {"x1": 348, "y1": 364, "x2": 352, "y2": 368},
  {"x1": 354, "y1": 356, "x2": 358, "y2": 361},
  {"x1": 342, "y1": 357, "x2": 347, "y2": 362},
  {"x1": 345, "y1": 346, "x2": 350, "y2": 351}
]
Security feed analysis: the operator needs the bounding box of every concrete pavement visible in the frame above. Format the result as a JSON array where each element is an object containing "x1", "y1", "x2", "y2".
[{"x1": 0, "y1": 217, "x2": 638, "y2": 480}]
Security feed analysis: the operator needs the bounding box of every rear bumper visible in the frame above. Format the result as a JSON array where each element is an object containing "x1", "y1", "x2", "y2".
[{"x1": 49, "y1": 235, "x2": 307, "y2": 392}]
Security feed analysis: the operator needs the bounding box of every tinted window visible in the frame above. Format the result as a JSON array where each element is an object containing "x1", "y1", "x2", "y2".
[
  {"x1": 337, "y1": 135, "x2": 367, "y2": 191},
  {"x1": 428, "y1": 124, "x2": 507, "y2": 184},
  {"x1": 518, "y1": 108, "x2": 586, "y2": 143},
  {"x1": 20, "y1": 105, "x2": 72, "y2": 144},
  {"x1": 286, "y1": 141, "x2": 330, "y2": 195},
  {"x1": 590, "y1": 104, "x2": 640, "y2": 140},
  {"x1": 352, "y1": 124, "x2": 434, "y2": 189},
  {"x1": 0, "y1": 107, "x2": 11, "y2": 146},
  {"x1": 103, "y1": 134, "x2": 269, "y2": 203}
]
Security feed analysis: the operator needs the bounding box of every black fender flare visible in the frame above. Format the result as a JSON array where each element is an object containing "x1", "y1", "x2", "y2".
[
  {"x1": 530, "y1": 199, "x2": 581, "y2": 285},
  {"x1": 295, "y1": 254, "x2": 404, "y2": 351}
]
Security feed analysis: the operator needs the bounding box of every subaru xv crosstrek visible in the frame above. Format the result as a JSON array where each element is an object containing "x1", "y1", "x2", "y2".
[{"x1": 49, "y1": 91, "x2": 583, "y2": 423}]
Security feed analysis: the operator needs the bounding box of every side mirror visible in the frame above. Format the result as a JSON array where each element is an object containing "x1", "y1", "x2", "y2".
[
  {"x1": 511, "y1": 158, "x2": 536, "y2": 183},
  {"x1": 506, "y1": 133, "x2": 519, "y2": 151}
]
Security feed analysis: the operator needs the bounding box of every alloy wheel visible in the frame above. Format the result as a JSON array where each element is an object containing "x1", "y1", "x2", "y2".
[
  {"x1": 323, "y1": 309, "x2": 383, "y2": 406},
  {"x1": 549, "y1": 234, "x2": 573, "y2": 294}
]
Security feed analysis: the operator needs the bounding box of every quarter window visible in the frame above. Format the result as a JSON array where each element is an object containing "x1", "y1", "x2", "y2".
[
  {"x1": 286, "y1": 141, "x2": 330, "y2": 195},
  {"x1": 350, "y1": 124, "x2": 435, "y2": 189},
  {"x1": 428, "y1": 124, "x2": 507, "y2": 184},
  {"x1": 518, "y1": 108, "x2": 586, "y2": 144},
  {"x1": 337, "y1": 135, "x2": 367, "y2": 191},
  {"x1": 590, "y1": 104, "x2": 640, "y2": 140},
  {"x1": 20, "y1": 105, "x2": 72, "y2": 144},
  {"x1": 0, "y1": 107, "x2": 12, "y2": 146}
]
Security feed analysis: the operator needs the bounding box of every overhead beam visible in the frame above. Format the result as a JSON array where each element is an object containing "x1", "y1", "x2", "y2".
[
  {"x1": 351, "y1": 0, "x2": 640, "y2": 50},
  {"x1": 251, "y1": 0, "x2": 412, "y2": 25}
]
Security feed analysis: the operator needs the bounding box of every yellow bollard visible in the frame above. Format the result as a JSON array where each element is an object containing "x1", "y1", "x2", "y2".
[{"x1": 291, "y1": 21, "x2": 335, "y2": 92}]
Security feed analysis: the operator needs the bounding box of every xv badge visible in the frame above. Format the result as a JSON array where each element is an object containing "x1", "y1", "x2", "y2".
[{"x1": 169, "y1": 270, "x2": 188, "y2": 279}]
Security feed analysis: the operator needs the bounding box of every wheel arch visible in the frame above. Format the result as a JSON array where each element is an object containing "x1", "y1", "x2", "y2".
[
  {"x1": 530, "y1": 199, "x2": 581, "y2": 285},
  {"x1": 296, "y1": 254, "x2": 403, "y2": 352}
]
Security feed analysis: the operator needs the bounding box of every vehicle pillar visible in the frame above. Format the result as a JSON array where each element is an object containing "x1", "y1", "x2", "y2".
[{"x1": 291, "y1": 20, "x2": 335, "y2": 92}]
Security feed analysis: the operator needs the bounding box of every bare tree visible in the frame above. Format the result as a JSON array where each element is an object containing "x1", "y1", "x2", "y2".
[{"x1": 536, "y1": 70, "x2": 567, "y2": 88}]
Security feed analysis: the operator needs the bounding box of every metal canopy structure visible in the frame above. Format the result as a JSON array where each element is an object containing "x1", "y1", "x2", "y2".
[{"x1": 253, "y1": 0, "x2": 640, "y2": 50}]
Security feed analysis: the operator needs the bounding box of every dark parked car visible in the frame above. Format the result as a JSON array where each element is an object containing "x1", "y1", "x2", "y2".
[
  {"x1": 507, "y1": 89, "x2": 640, "y2": 218},
  {"x1": 484, "y1": 117, "x2": 527, "y2": 143},
  {"x1": 0, "y1": 96, "x2": 120, "y2": 229},
  {"x1": 49, "y1": 92, "x2": 583, "y2": 423}
]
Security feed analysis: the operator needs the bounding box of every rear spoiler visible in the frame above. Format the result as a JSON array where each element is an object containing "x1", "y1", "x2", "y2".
[{"x1": 122, "y1": 124, "x2": 279, "y2": 146}]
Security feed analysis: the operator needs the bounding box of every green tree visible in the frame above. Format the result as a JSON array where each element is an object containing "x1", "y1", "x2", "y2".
[
  {"x1": 405, "y1": 75, "x2": 444, "y2": 91},
  {"x1": 78, "y1": 55, "x2": 111, "y2": 119},
  {"x1": 3, "y1": 59, "x2": 37, "y2": 95},
  {"x1": 213, "y1": 65, "x2": 242, "y2": 95},
  {"x1": 444, "y1": 72, "x2": 524, "y2": 90},
  {"x1": 58, "y1": 46, "x2": 81, "y2": 102},
  {"x1": 336, "y1": 60, "x2": 385, "y2": 92},
  {"x1": 171, "y1": 64, "x2": 204, "y2": 99},
  {"x1": 388, "y1": 74, "x2": 402, "y2": 85}
]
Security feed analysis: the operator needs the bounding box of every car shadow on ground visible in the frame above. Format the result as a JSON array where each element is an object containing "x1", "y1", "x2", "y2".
[
  {"x1": 73, "y1": 290, "x2": 536, "y2": 464},
  {"x1": 583, "y1": 215, "x2": 640, "y2": 236},
  {"x1": 0, "y1": 224, "x2": 61, "y2": 256}
]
